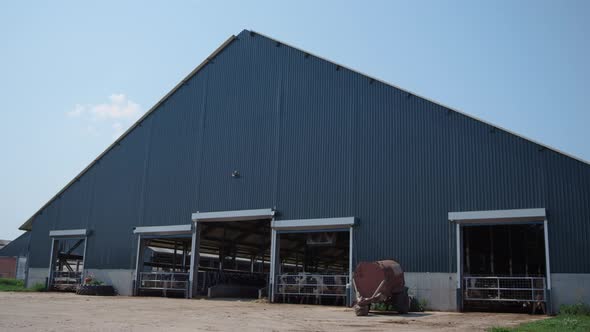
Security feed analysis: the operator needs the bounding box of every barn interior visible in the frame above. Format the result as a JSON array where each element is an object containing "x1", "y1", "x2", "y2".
[
  {"x1": 50, "y1": 237, "x2": 86, "y2": 291},
  {"x1": 462, "y1": 224, "x2": 547, "y2": 313},
  {"x1": 135, "y1": 219, "x2": 351, "y2": 304},
  {"x1": 275, "y1": 230, "x2": 350, "y2": 306},
  {"x1": 195, "y1": 219, "x2": 271, "y2": 298},
  {"x1": 137, "y1": 235, "x2": 192, "y2": 297}
]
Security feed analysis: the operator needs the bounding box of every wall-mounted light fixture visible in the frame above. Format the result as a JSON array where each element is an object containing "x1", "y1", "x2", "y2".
[{"x1": 232, "y1": 170, "x2": 241, "y2": 178}]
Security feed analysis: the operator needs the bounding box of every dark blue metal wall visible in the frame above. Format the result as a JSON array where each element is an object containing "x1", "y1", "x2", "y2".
[
  {"x1": 0, "y1": 232, "x2": 30, "y2": 257},
  {"x1": 26, "y1": 30, "x2": 590, "y2": 273}
]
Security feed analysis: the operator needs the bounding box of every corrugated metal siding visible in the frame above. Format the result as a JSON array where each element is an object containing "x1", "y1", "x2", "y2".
[
  {"x1": 26, "y1": 30, "x2": 590, "y2": 273},
  {"x1": 195, "y1": 39, "x2": 278, "y2": 212},
  {"x1": 84, "y1": 119, "x2": 150, "y2": 268},
  {"x1": 141, "y1": 77, "x2": 201, "y2": 227},
  {"x1": 28, "y1": 200, "x2": 54, "y2": 267},
  {"x1": 544, "y1": 151, "x2": 590, "y2": 272}
]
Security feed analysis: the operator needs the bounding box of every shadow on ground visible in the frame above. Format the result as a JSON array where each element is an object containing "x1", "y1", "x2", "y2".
[{"x1": 367, "y1": 311, "x2": 431, "y2": 317}]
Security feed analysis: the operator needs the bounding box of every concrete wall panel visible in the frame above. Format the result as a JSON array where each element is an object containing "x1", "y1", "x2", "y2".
[{"x1": 405, "y1": 272, "x2": 457, "y2": 311}]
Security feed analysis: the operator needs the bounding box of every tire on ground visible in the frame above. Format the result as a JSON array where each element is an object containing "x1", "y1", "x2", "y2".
[
  {"x1": 76, "y1": 285, "x2": 96, "y2": 296},
  {"x1": 354, "y1": 304, "x2": 370, "y2": 316},
  {"x1": 76, "y1": 285, "x2": 115, "y2": 296},
  {"x1": 396, "y1": 288, "x2": 410, "y2": 314}
]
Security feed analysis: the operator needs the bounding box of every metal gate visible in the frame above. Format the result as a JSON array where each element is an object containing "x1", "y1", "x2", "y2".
[
  {"x1": 464, "y1": 276, "x2": 546, "y2": 302},
  {"x1": 275, "y1": 273, "x2": 348, "y2": 304},
  {"x1": 138, "y1": 272, "x2": 190, "y2": 296},
  {"x1": 51, "y1": 271, "x2": 83, "y2": 290}
]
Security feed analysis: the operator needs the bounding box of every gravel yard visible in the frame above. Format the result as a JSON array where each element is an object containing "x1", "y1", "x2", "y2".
[{"x1": 0, "y1": 292, "x2": 545, "y2": 331}]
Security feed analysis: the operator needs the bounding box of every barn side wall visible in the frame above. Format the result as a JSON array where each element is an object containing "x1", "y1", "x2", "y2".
[{"x1": 22, "y1": 30, "x2": 590, "y2": 309}]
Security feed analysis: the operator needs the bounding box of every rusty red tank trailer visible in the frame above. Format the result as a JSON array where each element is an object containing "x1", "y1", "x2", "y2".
[{"x1": 352, "y1": 260, "x2": 410, "y2": 316}]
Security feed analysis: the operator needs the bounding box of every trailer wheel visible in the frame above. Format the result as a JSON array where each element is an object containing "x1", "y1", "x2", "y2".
[
  {"x1": 354, "y1": 304, "x2": 370, "y2": 316},
  {"x1": 94, "y1": 285, "x2": 116, "y2": 296},
  {"x1": 76, "y1": 285, "x2": 96, "y2": 296},
  {"x1": 76, "y1": 285, "x2": 115, "y2": 296},
  {"x1": 398, "y1": 297, "x2": 409, "y2": 314},
  {"x1": 396, "y1": 288, "x2": 410, "y2": 314}
]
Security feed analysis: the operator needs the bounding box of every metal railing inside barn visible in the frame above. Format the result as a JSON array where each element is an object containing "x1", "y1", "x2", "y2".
[
  {"x1": 139, "y1": 272, "x2": 189, "y2": 292},
  {"x1": 275, "y1": 273, "x2": 349, "y2": 305},
  {"x1": 52, "y1": 271, "x2": 83, "y2": 285},
  {"x1": 464, "y1": 276, "x2": 546, "y2": 302}
]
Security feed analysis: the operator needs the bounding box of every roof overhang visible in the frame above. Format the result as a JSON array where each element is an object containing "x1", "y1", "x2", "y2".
[
  {"x1": 49, "y1": 229, "x2": 89, "y2": 238},
  {"x1": 272, "y1": 217, "x2": 355, "y2": 231},
  {"x1": 448, "y1": 208, "x2": 546, "y2": 224},
  {"x1": 192, "y1": 208, "x2": 275, "y2": 222},
  {"x1": 133, "y1": 224, "x2": 192, "y2": 235}
]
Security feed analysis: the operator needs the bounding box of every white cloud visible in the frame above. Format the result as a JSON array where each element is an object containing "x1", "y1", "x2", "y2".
[
  {"x1": 91, "y1": 94, "x2": 140, "y2": 120},
  {"x1": 67, "y1": 94, "x2": 142, "y2": 138},
  {"x1": 112, "y1": 122, "x2": 124, "y2": 139},
  {"x1": 109, "y1": 93, "x2": 126, "y2": 104}
]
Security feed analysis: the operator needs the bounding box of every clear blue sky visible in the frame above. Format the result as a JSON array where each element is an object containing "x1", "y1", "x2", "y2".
[{"x1": 0, "y1": 1, "x2": 588, "y2": 240}]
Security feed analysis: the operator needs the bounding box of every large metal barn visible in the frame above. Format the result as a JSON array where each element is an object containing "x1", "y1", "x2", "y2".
[{"x1": 10, "y1": 30, "x2": 590, "y2": 313}]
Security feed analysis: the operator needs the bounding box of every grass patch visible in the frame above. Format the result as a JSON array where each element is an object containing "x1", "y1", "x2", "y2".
[
  {"x1": 561, "y1": 303, "x2": 590, "y2": 316},
  {"x1": 489, "y1": 315, "x2": 590, "y2": 332},
  {"x1": 410, "y1": 297, "x2": 428, "y2": 312},
  {"x1": 0, "y1": 278, "x2": 45, "y2": 292},
  {"x1": 0, "y1": 278, "x2": 25, "y2": 291}
]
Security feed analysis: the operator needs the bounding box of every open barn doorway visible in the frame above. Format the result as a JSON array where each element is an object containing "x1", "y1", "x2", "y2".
[
  {"x1": 462, "y1": 224, "x2": 547, "y2": 313},
  {"x1": 195, "y1": 219, "x2": 271, "y2": 298},
  {"x1": 136, "y1": 236, "x2": 192, "y2": 298},
  {"x1": 133, "y1": 224, "x2": 194, "y2": 298},
  {"x1": 48, "y1": 229, "x2": 88, "y2": 291},
  {"x1": 270, "y1": 217, "x2": 355, "y2": 306},
  {"x1": 49, "y1": 237, "x2": 86, "y2": 291},
  {"x1": 451, "y1": 209, "x2": 550, "y2": 314},
  {"x1": 274, "y1": 230, "x2": 350, "y2": 306},
  {"x1": 191, "y1": 209, "x2": 275, "y2": 299}
]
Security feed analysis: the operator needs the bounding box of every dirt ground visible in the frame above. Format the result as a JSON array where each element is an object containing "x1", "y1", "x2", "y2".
[{"x1": 0, "y1": 292, "x2": 545, "y2": 332}]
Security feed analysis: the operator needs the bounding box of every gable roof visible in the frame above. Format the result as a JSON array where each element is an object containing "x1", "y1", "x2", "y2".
[
  {"x1": 0, "y1": 232, "x2": 30, "y2": 257},
  {"x1": 19, "y1": 29, "x2": 590, "y2": 231}
]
